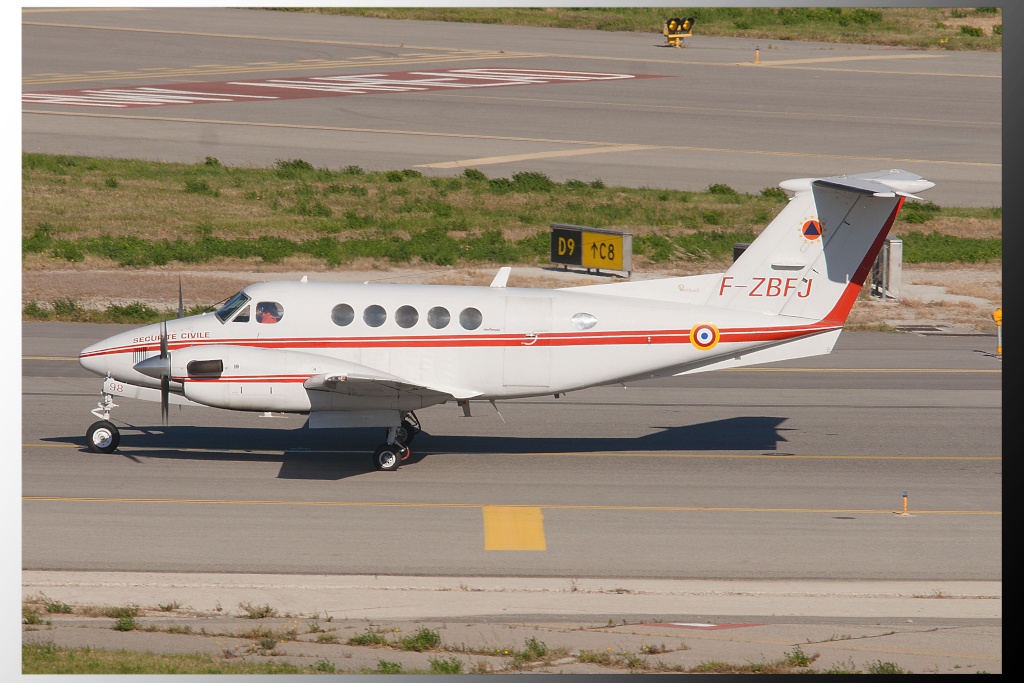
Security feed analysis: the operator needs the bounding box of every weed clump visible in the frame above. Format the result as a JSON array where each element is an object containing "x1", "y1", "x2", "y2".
[
  {"x1": 429, "y1": 656, "x2": 464, "y2": 674},
  {"x1": 374, "y1": 660, "x2": 403, "y2": 674},
  {"x1": 707, "y1": 182, "x2": 737, "y2": 195},
  {"x1": 112, "y1": 615, "x2": 137, "y2": 631},
  {"x1": 399, "y1": 628, "x2": 442, "y2": 652},
  {"x1": 237, "y1": 602, "x2": 278, "y2": 619},
  {"x1": 347, "y1": 629, "x2": 388, "y2": 647},
  {"x1": 867, "y1": 660, "x2": 911, "y2": 674}
]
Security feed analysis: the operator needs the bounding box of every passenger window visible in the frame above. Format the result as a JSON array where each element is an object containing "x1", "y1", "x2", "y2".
[
  {"x1": 233, "y1": 305, "x2": 250, "y2": 323},
  {"x1": 364, "y1": 304, "x2": 387, "y2": 328},
  {"x1": 256, "y1": 301, "x2": 283, "y2": 324},
  {"x1": 395, "y1": 305, "x2": 419, "y2": 329},
  {"x1": 427, "y1": 306, "x2": 450, "y2": 329},
  {"x1": 459, "y1": 307, "x2": 482, "y2": 330},
  {"x1": 332, "y1": 303, "x2": 355, "y2": 326}
]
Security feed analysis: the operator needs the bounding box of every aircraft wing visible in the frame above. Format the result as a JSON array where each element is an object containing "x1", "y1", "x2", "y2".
[{"x1": 303, "y1": 370, "x2": 477, "y2": 401}]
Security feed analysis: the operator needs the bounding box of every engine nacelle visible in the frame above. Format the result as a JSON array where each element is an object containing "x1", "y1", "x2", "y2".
[
  {"x1": 172, "y1": 345, "x2": 343, "y2": 412},
  {"x1": 168, "y1": 345, "x2": 440, "y2": 413}
]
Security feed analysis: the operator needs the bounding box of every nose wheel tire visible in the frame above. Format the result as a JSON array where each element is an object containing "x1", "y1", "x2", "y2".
[
  {"x1": 86, "y1": 420, "x2": 120, "y2": 454},
  {"x1": 373, "y1": 443, "x2": 407, "y2": 471}
]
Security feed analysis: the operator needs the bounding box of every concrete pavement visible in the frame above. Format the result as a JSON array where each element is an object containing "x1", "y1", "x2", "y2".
[{"x1": 22, "y1": 571, "x2": 1002, "y2": 674}]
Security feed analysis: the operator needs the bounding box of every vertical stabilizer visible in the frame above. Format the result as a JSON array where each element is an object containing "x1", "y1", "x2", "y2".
[{"x1": 704, "y1": 170, "x2": 932, "y2": 324}]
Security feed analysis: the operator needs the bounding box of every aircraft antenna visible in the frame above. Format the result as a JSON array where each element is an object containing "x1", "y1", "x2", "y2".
[{"x1": 177, "y1": 278, "x2": 184, "y2": 319}]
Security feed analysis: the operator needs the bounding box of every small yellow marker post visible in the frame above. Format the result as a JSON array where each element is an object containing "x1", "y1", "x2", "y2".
[
  {"x1": 992, "y1": 308, "x2": 1002, "y2": 355},
  {"x1": 755, "y1": 45, "x2": 760, "y2": 64},
  {"x1": 903, "y1": 489, "x2": 908, "y2": 515}
]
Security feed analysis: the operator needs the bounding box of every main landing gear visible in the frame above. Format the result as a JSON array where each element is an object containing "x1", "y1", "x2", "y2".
[
  {"x1": 373, "y1": 413, "x2": 421, "y2": 472},
  {"x1": 86, "y1": 391, "x2": 121, "y2": 454}
]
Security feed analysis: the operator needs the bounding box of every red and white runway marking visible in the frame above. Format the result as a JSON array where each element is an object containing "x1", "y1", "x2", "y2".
[{"x1": 23, "y1": 68, "x2": 664, "y2": 109}]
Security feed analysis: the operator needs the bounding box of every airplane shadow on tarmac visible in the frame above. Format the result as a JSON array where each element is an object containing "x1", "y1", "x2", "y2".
[{"x1": 48, "y1": 416, "x2": 789, "y2": 481}]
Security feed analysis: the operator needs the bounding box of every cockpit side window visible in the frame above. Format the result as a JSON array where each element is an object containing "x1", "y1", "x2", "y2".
[
  {"x1": 256, "y1": 301, "x2": 283, "y2": 324},
  {"x1": 233, "y1": 305, "x2": 250, "y2": 323},
  {"x1": 215, "y1": 291, "x2": 251, "y2": 323}
]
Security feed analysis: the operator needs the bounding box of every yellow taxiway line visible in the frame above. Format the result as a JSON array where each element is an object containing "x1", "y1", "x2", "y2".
[
  {"x1": 22, "y1": 496, "x2": 1000, "y2": 516},
  {"x1": 20, "y1": 442, "x2": 1001, "y2": 461},
  {"x1": 419, "y1": 144, "x2": 658, "y2": 169},
  {"x1": 424, "y1": 452, "x2": 1000, "y2": 461},
  {"x1": 22, "y1": 496, "x2": 999, "y2": 553}
]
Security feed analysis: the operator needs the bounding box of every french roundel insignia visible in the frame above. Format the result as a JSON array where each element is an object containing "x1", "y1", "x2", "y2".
[
  {"x1": 801, "y1": 219, "x2": 823, "y2": 241},
  {"x1": 690, "y1": 323, "x2": 720, "y2": 351}
]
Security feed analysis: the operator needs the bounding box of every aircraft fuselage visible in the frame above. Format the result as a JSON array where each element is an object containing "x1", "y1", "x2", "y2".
[{"x1": 79, "y1": 279, "x2": 831, "y2": 413}]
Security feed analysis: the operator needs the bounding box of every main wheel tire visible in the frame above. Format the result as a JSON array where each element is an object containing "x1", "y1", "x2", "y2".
[
  {"x1": 396, "y1": 419, "x2": 418, "y2": 446},
  {"x1": 86, "y1": 420, "x2": 120, "y2": 453},
  {"x1": 373, "y1": 444, "x2": 401, "y2": 471}
]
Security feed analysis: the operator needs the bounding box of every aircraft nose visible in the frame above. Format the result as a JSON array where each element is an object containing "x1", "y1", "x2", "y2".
[
  {"x1": 79, "y1": 340, "x2": 109, "y2": 377},
  {"x1": 79, "y1": 327, "x2": 153, "y2": 378}
]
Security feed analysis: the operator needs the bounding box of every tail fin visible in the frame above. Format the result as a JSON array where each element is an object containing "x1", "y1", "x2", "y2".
[{"x1": 705, "y1": 169, "x2": 934, "y2": 323}]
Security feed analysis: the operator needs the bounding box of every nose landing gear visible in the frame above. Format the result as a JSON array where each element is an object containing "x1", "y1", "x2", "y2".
[
  {"x1": 86, "y1": 420, "x2": 120, "y2": 454},
  {"x1": 86, "y1": 389, "x2": 121, "y2": 453}
]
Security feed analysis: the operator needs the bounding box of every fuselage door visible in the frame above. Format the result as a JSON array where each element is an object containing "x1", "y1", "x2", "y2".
[{"x1": 502, "y1": 296, "x2": 553, "y2": 388}]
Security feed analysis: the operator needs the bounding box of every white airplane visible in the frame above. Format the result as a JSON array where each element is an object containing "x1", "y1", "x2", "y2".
[{"x1": 79, "y1": 169, "x2": 934, "y2": 471}]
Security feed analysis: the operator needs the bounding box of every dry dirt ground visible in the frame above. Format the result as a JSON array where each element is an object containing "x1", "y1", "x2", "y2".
[{"x1": 22, "y1": 260, "x2": 1003, "y2": 333}]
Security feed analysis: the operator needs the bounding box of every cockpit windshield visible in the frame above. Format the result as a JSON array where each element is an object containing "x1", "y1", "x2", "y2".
[{"x1": 215, "y1": 291, "x2": 251, "y2": 323}]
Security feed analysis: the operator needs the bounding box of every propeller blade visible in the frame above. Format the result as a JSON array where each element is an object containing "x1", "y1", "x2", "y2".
[
  {"x1": 160, "y1": 376, "x2": 169, "y2": 425},
  {"x1": 160, "y1": 319, "x2": 170, "y2": 424},
  {"x1": 178, "y1": 278, "x2": 184, "y2": 319}
]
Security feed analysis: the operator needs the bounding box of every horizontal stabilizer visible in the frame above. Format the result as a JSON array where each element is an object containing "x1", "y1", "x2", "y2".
[
  {"x1": 780, "y1": 169, "x2": 934, "y2": 198},
  {"x1": 814, "y1": 179, "x2": 897, "y2": 197},
  {"x1": 673, "y1": 328, "x2": 843, "y2": 374}
]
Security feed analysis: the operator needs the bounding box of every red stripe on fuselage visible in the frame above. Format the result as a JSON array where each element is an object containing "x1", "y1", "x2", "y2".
[
  {"x1": 174, "y1": 374, "x2": 310, "y2": 383},
  {"x1": 80, "y1": 322, "x2": 839, "y2": 360}
]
